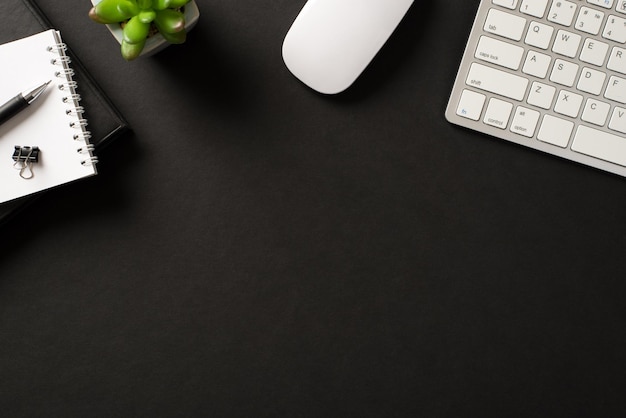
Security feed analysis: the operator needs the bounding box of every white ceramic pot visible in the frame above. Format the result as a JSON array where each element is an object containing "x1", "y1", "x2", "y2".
[{"x1": 90, "y1": 0, "x2": 200, "y2": 58}]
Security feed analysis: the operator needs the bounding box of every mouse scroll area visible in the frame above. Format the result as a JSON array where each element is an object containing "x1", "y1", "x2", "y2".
[{"x1": 282, "y1": 0, "x2": 414, "y2": 94}]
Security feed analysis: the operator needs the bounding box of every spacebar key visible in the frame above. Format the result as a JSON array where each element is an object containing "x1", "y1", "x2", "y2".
[
  {"x1": 572, "y1": 125, "x2": 626, "y2": 167},
  {"x1": 466, "y1": 62, "x2": 528, "y2": 101}
]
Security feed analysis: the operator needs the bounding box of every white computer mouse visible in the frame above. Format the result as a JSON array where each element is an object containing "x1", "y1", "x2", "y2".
[{"x1": 282, "y1": 0, "x2": 414, "y2": 95}]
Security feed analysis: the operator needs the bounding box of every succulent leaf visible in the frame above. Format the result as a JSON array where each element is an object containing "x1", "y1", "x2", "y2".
[
  {"x1": 137, "y1": 0, "x2": 153, "y2": 9},
  {"x1": 154, "y1": 9, "x2": 185, "y2": 34},
  {"x1": 161, "y1": 29, "x2": 186, "y2": 44},
  {"x1": 121, "y1": 39, "x2": 146, "y2": 61},
  {"x1": 123, "y1": 16, "x2": 151, "y2": 44},
  {"x1": 169, "y1": 0, "x2": 191, "y2": 8},
  {"x1": 152, "y1": 0, "x2": 169, "y2": 9},
  {"x1": 138, "y1": 10, "x2": 157, "y2": 24},
  {"x1": 153, "y1": 0, "x2": 190, "y2": 10},
  {"x1": 88, "y1": 8, "x2": 109, "y2": 24},
  {"x1": 90, "y1": 0, "x2": 139, "y2": 23}
]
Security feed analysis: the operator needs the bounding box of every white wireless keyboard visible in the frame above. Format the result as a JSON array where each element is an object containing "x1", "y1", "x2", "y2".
[{"x1": 445, "y1": 0, "x2": 626, "y2": 177}]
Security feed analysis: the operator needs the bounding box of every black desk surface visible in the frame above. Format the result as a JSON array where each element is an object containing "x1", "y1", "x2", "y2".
[{"x1": 2, "y1": 0, "x2": 626, "y2": 416}]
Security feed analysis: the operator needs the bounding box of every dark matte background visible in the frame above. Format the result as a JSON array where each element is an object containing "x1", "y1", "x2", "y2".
[{"x1": 2, "y1": 0, "x2": 626, "y2": 416}]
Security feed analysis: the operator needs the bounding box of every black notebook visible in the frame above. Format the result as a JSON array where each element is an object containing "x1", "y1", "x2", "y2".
[{"x1": 0, "y1": 0, "x2": 129, "y2": 226}]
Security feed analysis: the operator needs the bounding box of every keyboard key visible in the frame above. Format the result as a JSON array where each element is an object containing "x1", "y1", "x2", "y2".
[
  {"x1": 456, "y1": 89, "x2": 486, "y2": 120},
  {"x1": 603, "y1": 15, "x2": 626, "y2": 43},
  {"x1": 484, "y1": 8, "x2": 527, "y2": 41},
  {"x1": 525, "y1": 21, "x2": 554, "y2": 49},
  {"x1": 553, "y1": 30, "x2": 582, "y2": 57},
  {"x1": 466, "y1": 62, "x2": 529, "y2": 100},
  {"x1": 608, "y1": 106, "x2": 626, "y2": 133},
  {"x1": 523, "y1": 50, "x2": 552, "y2": 77},
  {"x1": 527, "y1": 81, "x2": 556, "y2": 108},
  {"x1": 577, "y1": 66, "x2": 607, "y2": 95},
  {"x1": 572, "y1": 125, "x2": 626, "y2": 166},
  {"x1": 587, "y1": 0, "x2": 614, "y2": 9},
  {"x1": 605, "y1": 75, "x2": 626, "y2": 104},
  {"x1": 581, "y1": 98, "x2": 611, "y2": 126},
  {"x1": 475, "y1": 36, "x2": 525, "y2": 70},
  {"x1": 607, "y1": 46, "x2": 626, "y2": 74},
  {"x1": 519, "y1": 0, "x2": 549, "y2": 18},
  {"x1": 510, "y1": 106, "x2": 540, "y2": 137},
  {"x1": 484, "y1": 97, "x2": 514, "y2": 128},
  {"x1": 547, "y1": 0, "x2": 577, "y2": 26},
  {"x1": 575, "y1": 7, "x2": 605, "y2": 35},
  {"x1": 554, "y1": 90, "x2": 583, "y2": 117},
  {"x1": 580, "y1": 38, "x2": 609, "y2": 66},
  {"x1": 537, "y1": 114, "x2": 574, "y2": 147},
  {"x1": 550, "y1": 59, "x2": 579, "y2": 86},
  {"x1": 492, "y1": 0, "x2": 519, "y2": 10}
]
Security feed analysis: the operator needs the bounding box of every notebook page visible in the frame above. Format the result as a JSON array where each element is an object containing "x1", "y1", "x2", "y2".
[{"x1": 0, "y1": 29, "x2": 96, "y2": 204}]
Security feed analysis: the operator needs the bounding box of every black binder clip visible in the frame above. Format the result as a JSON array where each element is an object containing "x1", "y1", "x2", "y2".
[{"x1": 12, "y1": 146, "x2": 39, "y2": 179}]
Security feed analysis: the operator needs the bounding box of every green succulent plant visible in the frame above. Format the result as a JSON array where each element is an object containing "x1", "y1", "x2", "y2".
[{"x1": 89, "y1": 0, "x2": 191, "y2": 61}]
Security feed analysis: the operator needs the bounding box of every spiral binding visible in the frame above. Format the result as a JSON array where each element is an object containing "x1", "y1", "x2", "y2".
[
  {"x1": 66, "y1": 106, "x2": 85, "y2": 116},
  {"x1": 46, "y1": 42, "x2": 67, "y2": 53},
  {"x1": 57, "y1": 80, "x2": 77, "y2": 91},
  {"x1": 77, "y1": 144, "x2": 95, "y2": 154},
  {"x1": 47, "y1": 39, "x2": 97, "y2": 169},
  {"x1": 50, "y1": 55, "x2": 71, "y2": 66},
  {"x1": 54, "y1": 68, "x2": 75, "y2": 78},
  {"x1": 62, "y1": 93, "x2": 81, "y2": 103},
  {"x1": 73, "y1": 131, "x2": 92, "y2": 141}
]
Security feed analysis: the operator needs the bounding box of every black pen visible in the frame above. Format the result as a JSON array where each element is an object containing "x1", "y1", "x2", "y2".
[{"x1": 0, "y1": 80, "x2": 51, "y2": 125}]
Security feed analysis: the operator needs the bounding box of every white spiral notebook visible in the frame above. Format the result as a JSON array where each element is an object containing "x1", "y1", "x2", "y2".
[{"x1": 0, "y1": 29, "x2": 97, "y2": 204}]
